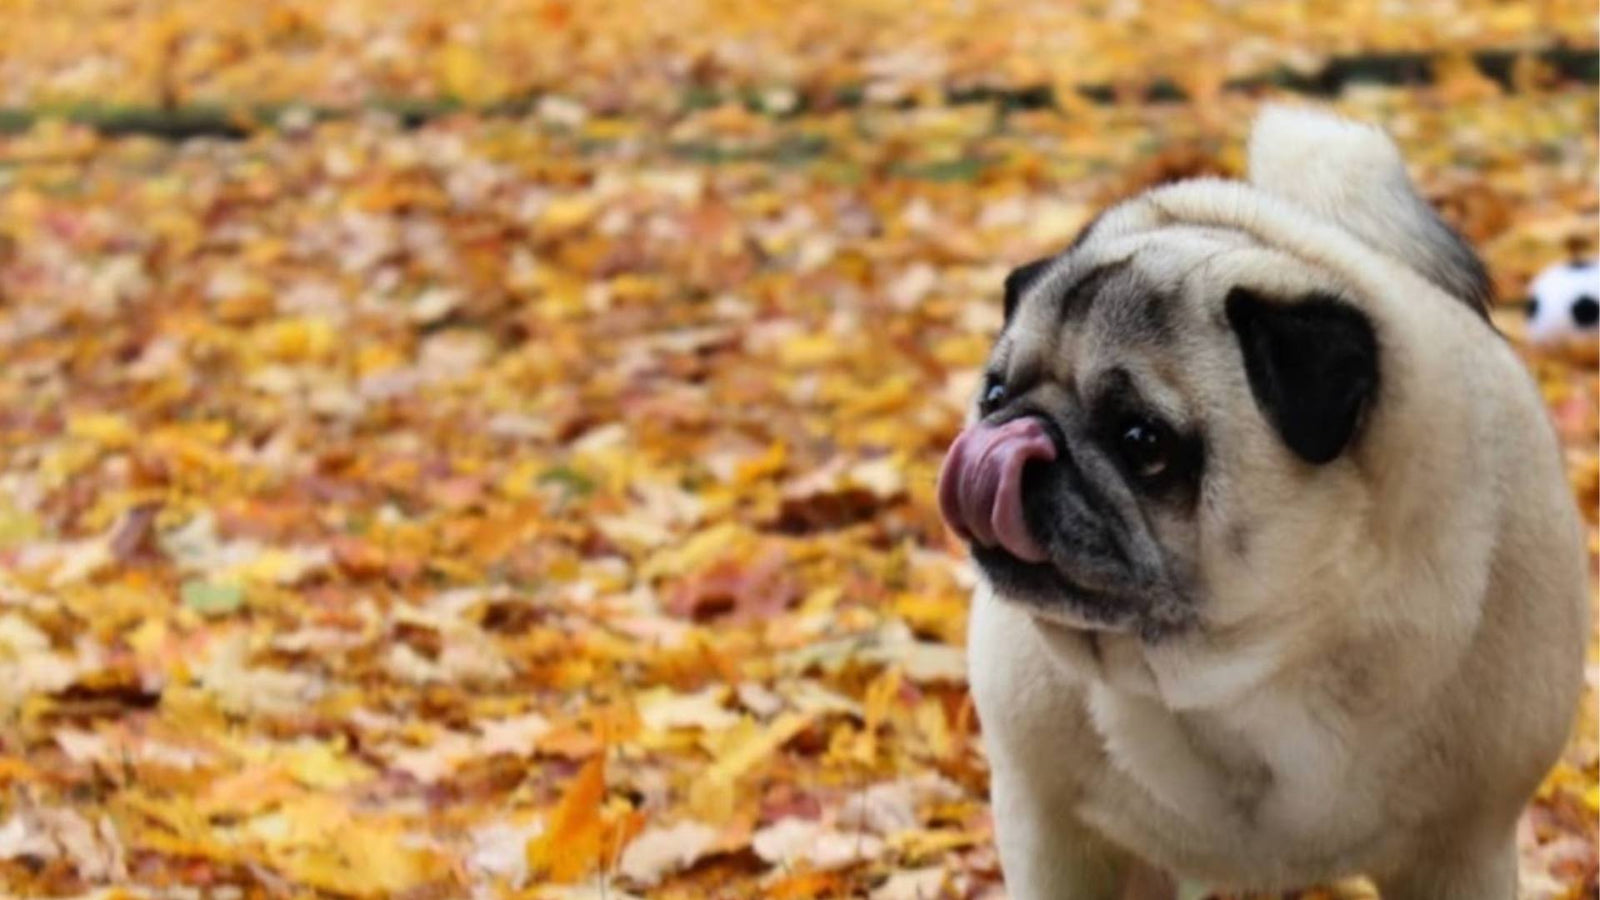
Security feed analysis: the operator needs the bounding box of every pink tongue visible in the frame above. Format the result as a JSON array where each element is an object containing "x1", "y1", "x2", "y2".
[{"x1": 937, "y1": 417, "x2": 1056, "y2": 563}]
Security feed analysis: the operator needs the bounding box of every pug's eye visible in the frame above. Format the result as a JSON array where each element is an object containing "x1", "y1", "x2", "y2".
[
  {"x1": 979, "y1": 377, "x2": 1008, "y2": 415},
  {"x1": 1117, "y1": 418, "x2": 1173, "y2": 479}
]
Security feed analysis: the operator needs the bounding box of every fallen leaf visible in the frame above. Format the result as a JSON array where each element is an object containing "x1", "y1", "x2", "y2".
[
  {"x1": 752, "y1": 817, "x2": 884, "y2": 871},
  {"x1": 527, "y1": 755, "x2": 608, "y2": 883},
  {"x1": 618, "y1": 819, "x2": 719, "y2": 886}
]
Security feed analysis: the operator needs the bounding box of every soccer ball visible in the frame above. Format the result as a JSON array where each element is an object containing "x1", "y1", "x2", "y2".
[{"x1": 1525, "y1": 259, "x2": 1599, "y2": 349}]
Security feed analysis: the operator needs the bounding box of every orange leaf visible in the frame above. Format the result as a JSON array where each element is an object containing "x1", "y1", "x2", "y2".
[
  {"x1": 536, "y1": 723, "x2": 603, "y2": 760},
  {"x1": 526, "y1": 755, "x2": 607, "y2": 883},
  {"x1": 769, "y1": 870, "x2": 847, "y2": 899}
]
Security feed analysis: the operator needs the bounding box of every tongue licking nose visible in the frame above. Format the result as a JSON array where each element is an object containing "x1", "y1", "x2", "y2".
[{"x1": 937, "y1": 417, "x2": 1057, "y2": 563}]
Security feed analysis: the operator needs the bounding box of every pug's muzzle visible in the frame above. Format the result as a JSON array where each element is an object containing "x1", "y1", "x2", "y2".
[{"x1": 937, "y1": 416, "x2": 1191, "y2": 636}]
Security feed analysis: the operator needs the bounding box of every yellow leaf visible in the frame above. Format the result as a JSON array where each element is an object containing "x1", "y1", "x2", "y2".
[
  {"x1": 67, "y1": 412, "x2": 136, "y2": 449},
  {"x1": 688, "y1": 712, "x2": 812, "y2": 820},
  {"x1": 733, "y1": 442, "x2": 788, "y2": 486},
  {"x1": 438, "y1": 42, "x2": 510, "y2": 104},
  {"x1": 255, "y1": 317, "x2": 335, "y2": 363},
  {"x1": 279, "y1": 739, "x2": 375, "y2": 790},
  {"x1": 498, "y1": 458, "x2": 547, "y2": 499},
  {"x1": 863, "y1": 668, "x2": 902, "y2": 736},
  {"x1": 273, "y1": 806, "x2": 443, "y2": 897},
  {"x1": 640, "y1": 522, "x2": 754, "y2": 580},
  {"x1": 538, "y1": 195, "x2": 599, "y2": 231},
  {"x1": 0, "y1": 503, "x2": 41, "y2": 547},
  {"x1": 778, "y1": 333, "x2": 840, "y2": 368}
]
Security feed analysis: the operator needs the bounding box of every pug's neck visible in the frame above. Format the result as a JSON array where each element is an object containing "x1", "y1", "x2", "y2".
[{"x1": 1032, "y1": 605, "x2": 1473, "y2": 841}]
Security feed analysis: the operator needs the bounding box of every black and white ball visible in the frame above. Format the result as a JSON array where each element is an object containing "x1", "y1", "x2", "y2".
[{"x1": 1525, "y1": 259, "x2": 1599, "y2": 347}]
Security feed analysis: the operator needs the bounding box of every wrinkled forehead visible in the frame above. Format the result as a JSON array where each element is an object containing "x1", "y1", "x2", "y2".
[{"x1": 1001, "y1": 225, "x2": 1256, "y2": 369}]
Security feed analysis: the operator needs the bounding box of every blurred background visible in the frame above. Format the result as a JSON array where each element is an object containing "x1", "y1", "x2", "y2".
[{"x1": 0, "y1": 2, "x2": 1594, "y2": 898}]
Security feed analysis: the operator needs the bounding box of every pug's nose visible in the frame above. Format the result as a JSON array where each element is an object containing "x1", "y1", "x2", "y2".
[{"x1": 937, "y1": 416, "x2": 1056, "y2": 563}]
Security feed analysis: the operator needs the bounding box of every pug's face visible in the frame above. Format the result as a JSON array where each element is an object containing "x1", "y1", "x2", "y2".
[{"x1": 938, "y1": 220, "x2": 1386, "y2": 641}]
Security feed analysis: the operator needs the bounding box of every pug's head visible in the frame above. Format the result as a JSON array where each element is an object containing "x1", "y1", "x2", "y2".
[{"x1": 937, "y1": 107, "x2": 1492, "y2": 641}]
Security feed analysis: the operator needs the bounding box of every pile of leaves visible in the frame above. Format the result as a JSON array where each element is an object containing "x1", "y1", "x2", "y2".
[
  {"x1": 0, "y1": 6, "x2": 1594, "y2": 899},
  {"x1": 2, "y1": 0, "x2": 1595, "y2": 113}
]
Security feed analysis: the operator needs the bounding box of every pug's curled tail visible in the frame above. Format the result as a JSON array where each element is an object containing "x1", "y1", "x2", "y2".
[{"x1": 1246, "y1": 104, "x2": 1492, "y2": 319}]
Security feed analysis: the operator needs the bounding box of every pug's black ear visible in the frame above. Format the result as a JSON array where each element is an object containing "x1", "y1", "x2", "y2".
[
  {"x1": 1004, "y1": 257, "x2": 1054, "y2": 322},
  {"x1": 1226, "y1": 288, "x2": 1379, "y2": 465}
]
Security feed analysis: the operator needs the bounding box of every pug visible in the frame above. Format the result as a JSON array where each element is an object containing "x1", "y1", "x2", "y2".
[{"x1": 938, "y1": 106, "x2": 1588, "y2": 899}]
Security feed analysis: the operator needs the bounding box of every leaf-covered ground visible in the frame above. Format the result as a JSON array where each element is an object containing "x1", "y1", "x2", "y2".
[
  {"x1": 0, "y1": 5, "x2": 1595, "y2": 899},
  {"x1": 5, "y1": 0, "x2": 1596, "y2": 111}
]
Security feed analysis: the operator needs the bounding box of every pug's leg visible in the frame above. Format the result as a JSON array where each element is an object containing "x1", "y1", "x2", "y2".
[
  {"x1": 1373, "y1": 829, "x2": 1517, "y2": 900},
  {"x1": 990, "y1": 775, "x2": 1173, "y2": 900}
]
